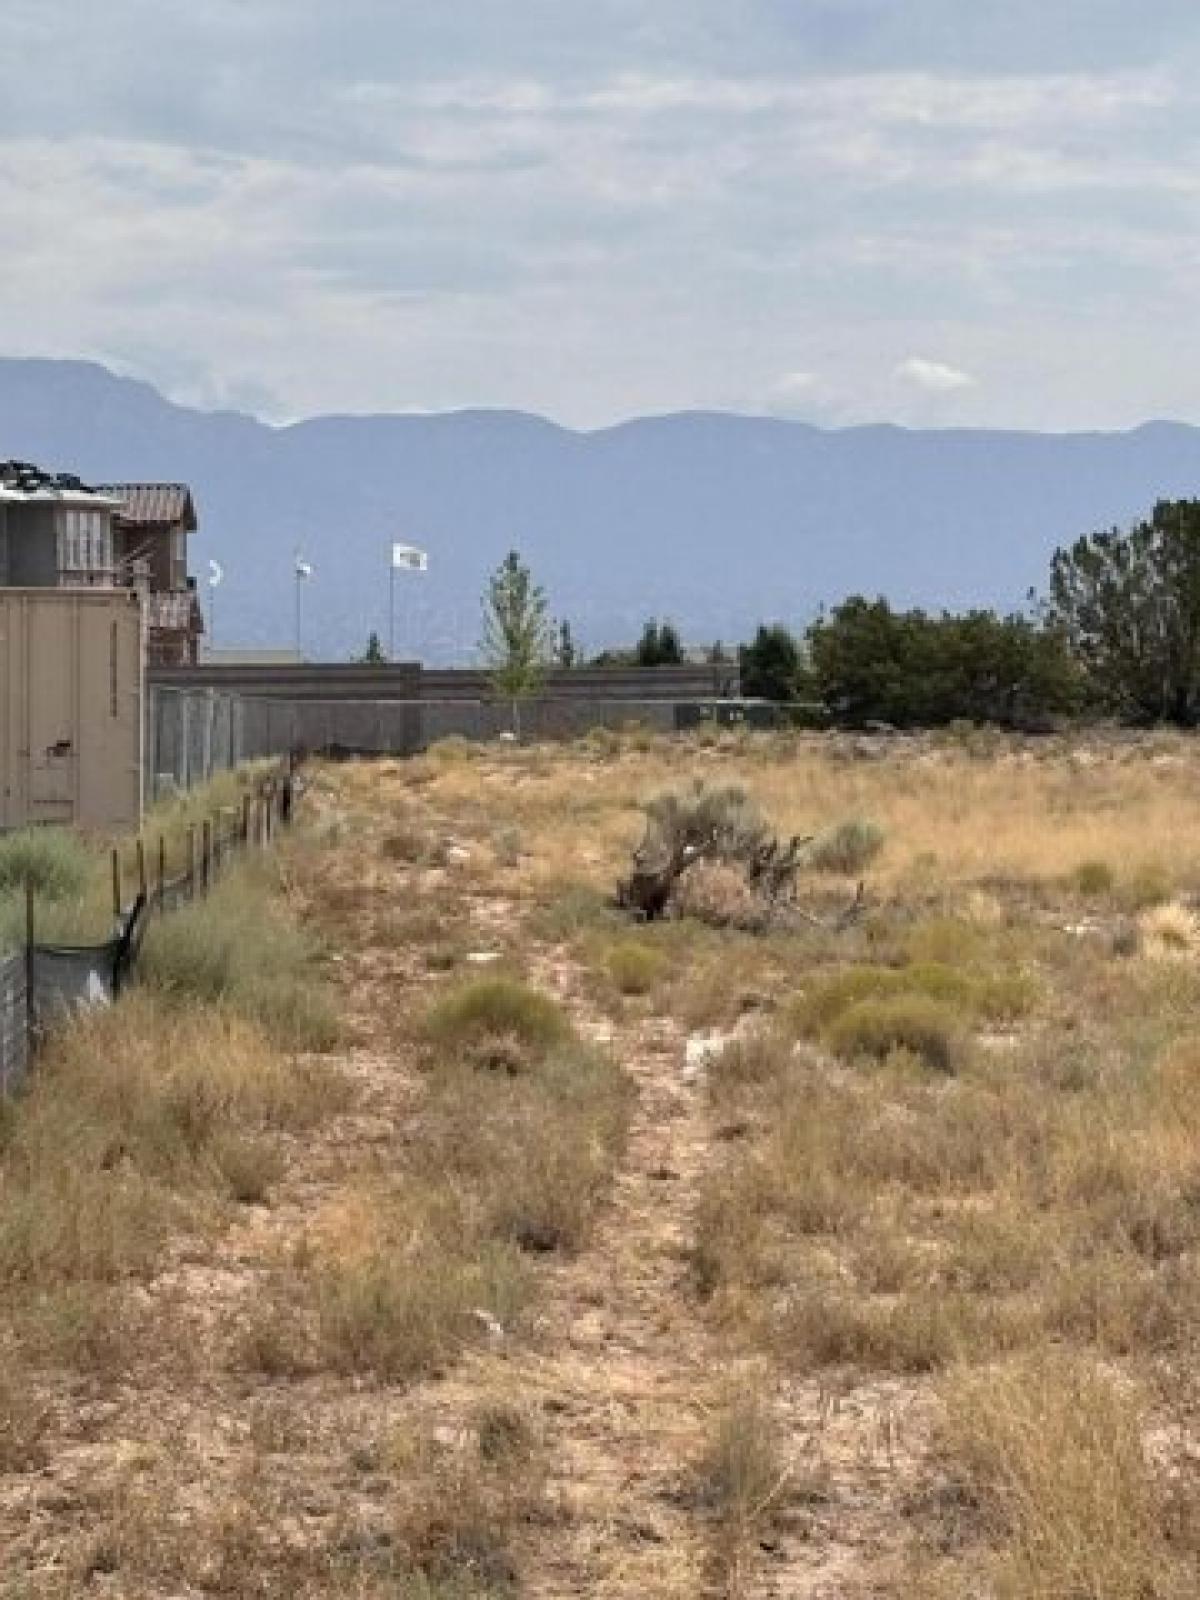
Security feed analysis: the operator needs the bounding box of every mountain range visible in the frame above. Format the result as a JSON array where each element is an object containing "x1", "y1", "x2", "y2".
[{"x1": 1, "y1": 357, "x2": 1198, "y2": 664}]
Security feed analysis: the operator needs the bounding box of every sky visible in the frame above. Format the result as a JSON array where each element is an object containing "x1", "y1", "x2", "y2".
[{"x1": 2, "y1": 1, "x2": 1199, "y2": 430}]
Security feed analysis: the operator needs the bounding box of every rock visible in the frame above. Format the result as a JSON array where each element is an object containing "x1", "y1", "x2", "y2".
[
  {"x1": 682, "y1": 1031, "x2": 733, "y2": 1084},
  {"x1": 471, "y1": 1308, "x2": 506, "y2": 1343}
]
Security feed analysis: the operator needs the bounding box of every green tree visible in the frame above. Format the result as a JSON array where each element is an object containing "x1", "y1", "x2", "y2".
[
  {"x1": 740, "y1": 624, "x2": 803, "y2": 701},
  {"x1": 808, "y1": 596, "x2": 1080, "y2": 728},
  {"x1": 556, "y1": 619, "x2": 578, "y2": 668},
  {"x1": 636, "y1": 619, "x2": 684, "y2": 666},
  {"x1": 358, "y1": 630, "x2": 385, "y2": 664},
  {"x1": 480, "y1": 550, "x2": 554, "y2": 737},
  {"x1": 1047, "y1": 500, "x2": 1200, "y2": 723}
]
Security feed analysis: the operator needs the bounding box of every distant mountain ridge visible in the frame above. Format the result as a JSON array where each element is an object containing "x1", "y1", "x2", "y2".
[{"x1": 1, "y1": 357, "x2": 1198, "y2": 663}]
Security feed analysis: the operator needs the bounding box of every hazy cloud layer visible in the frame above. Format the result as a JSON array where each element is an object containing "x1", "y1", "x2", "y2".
[{"x1": 3, "y1": 3, "x2": 1199, "y2": 427}]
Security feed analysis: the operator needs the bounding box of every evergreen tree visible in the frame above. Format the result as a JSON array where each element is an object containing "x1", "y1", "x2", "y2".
[
  {"x1": 636, "y1": 619, "x2": 684, "y2": 666},
  {"x1": 556, "y1": 619, "x2": 578, "y2": 668},
  {"x1": 657, "y1": 621, "x2": 683, "y2": 664},
  {"x1": 358, "y1": 630, "x2": 385, "y2": 664},
  {"x1": 740, "y1": 624, "x2": 803, "y2": 701},
  {"x1": 1047, "y1": 499, "x2": 1200, "y2": 723},
  {"x1": 480, "y1": 550, "x2": 554, "y2": 737}
]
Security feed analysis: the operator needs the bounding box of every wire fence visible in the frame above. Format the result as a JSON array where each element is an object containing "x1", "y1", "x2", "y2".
[{"x1": 0, "y1": 764, "x2": 296, "y2": 1095}]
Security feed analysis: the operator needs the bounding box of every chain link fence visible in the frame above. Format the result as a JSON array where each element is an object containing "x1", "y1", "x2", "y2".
[{"x1": 0, "y1": 768, "x2": 295, "y2": 1094}]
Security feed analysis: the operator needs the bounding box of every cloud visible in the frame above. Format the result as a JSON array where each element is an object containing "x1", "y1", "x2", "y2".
[
  {"x1": 895, "y1": 358, "x2": 977, "y2": 394},
  {"x1": 0, "y1": 4, "x2": 1198, "y2": 428},
  {"x1": 768, "y1": 371, "x2": 820, "y2": 410}
]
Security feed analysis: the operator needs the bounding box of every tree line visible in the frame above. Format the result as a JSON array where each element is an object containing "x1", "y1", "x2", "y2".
[{"x1": 466, "y1": 498, "x2": 1200, "y2": 728}]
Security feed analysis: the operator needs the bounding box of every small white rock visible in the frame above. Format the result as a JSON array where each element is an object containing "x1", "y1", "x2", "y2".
[
  {"x1": 466, "y1": 951, "x2": 502, "y2": 966},
  {"x1": 682, "y1": 1031, "x2": 733, "y2": 1084},
  {"x1": 471, "y1": 1308, "x2": 506, "y2": 1342}
]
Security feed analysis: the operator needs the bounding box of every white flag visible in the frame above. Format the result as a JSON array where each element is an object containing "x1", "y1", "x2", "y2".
[
  {"x1": 295, "y1": 555, "x2": 313, "y2": 579},
  {"x1": 208, "y1": 559, "x2": 224, "y2": 588},
  {"x1": 392, "y1": 543, "x2": 428, "y2": 572}
]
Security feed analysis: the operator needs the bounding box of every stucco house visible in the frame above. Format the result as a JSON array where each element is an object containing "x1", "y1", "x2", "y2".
[{"x1": 0, "y1": 462, "x2": 203, "y2": 665}]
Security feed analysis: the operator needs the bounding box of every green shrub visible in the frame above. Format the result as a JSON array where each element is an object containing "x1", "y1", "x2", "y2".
[
  {"x1": 425, "y1": 977, "x2": 570, "y2": 1055},
  {"x1": 0, "y1": 827, "x2": 91, "y2": 900},
  {"x1": 806, "y1": 818, "x2": 885, "y2": 875},
  {"x1": 531, "y1": 885, "x2": 619, "y2": 942},
  {"x1": 382, "y1": 826, "x2": 432, "y2": 864},
  {"x1": 1072, "y1": 858, "x2": 1115, "y2": 896},
  {"x1": 139, "y1": 868, "x2": 338, "y2": 1051},
  {"x1": 825, "y1": 994, "x2": 964, "y2": 1073},
  {"x1": 604, "y1": 940, "x2": 669, "y2": 995},
  {"x1": 792, "y1": 961, "x2": 1035, "y2": 1037}
]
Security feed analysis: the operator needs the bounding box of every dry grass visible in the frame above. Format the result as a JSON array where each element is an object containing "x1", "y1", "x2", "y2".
[
  {"x1": 696, "y1": 1388, "x2": 793, "y2": 1594},
  {"x1": 388, "y1": 1406, "x2": 549, "y2": 1593},
  {"x1": 11, "y1": 733, "x2": 1200, "y2": 1596},
  {"x1": 0, "y1": 996, "x2": 344, "y2": 1290},
  {"x1": 140, "y1": 858, "x2": 340, "y2": 1051},
  {"x1": 929, "y1": 1351, "x2": 1195, "y2": 1598}
]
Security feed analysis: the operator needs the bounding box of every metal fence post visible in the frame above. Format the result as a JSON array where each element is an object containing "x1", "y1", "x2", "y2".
[
  {"x1": 111, "y1": 849, "x2": 122, "y2": 921},
  {"x1": 201, "y1": 819, "x2": 212, "y2": 895}
]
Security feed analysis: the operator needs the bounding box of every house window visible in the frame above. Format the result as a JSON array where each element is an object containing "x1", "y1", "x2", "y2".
[{"x1": 57, "y1": 508, "x2": 113, "y2": 583}]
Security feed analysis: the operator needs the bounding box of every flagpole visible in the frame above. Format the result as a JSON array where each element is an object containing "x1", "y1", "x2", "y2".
[
  {"x1": 389, "y1": 547, "x2": 396, "y2": 662},
  {"x1": 295, "y1": 556, "x2": 302, "y2": 660}
]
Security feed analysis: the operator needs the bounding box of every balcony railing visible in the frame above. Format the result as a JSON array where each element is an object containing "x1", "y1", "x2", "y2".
[{"x1": 143, "y1": 591, "x2": 197, "y2": 630}]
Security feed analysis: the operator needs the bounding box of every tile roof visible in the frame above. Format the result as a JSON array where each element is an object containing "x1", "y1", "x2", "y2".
[
  {"x1": 0, "y1": 460, "x2": 119, "y2": 504},
  {"x1": 101, "y1": 483, "x2": 197, "y2": 531}
]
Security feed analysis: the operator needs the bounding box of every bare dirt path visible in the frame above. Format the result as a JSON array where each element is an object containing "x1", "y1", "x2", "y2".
[{"x1": 511, "y1": 1004, "x2": 717, "y2": 1598}]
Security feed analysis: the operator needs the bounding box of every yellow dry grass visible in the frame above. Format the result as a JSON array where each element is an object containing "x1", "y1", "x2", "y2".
[{"x1": 8, "y1": 730, "x2": 1200, "y2": 1597}]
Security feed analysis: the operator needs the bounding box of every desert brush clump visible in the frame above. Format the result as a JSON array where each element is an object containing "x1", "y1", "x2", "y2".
[
  {"x1": 697, "y1": 1388, "x2": 793, "y2": 1590},
  {"x1": 314, "y1": 1232, "x2": 533, "y2": 1383},
  {"x1": 824, "y1": 992, "x2": 966, "y2": 1073},
  {"x1": 139, "y1": 863, "x2": 339, "y2": 1050},
  {"x1": 1072, "y1": 857, "x2": 1116, "y2": 895},
  {"x1": 0, "y1": 995, "x2": 343, "y2": 1290},
  {"x1": 603, "y1": 938, "x2": 670, "y2": 995},
  {"x1": 388, "y1": 1410, "x2": 548, "y2": 1593},
  {"x1": 929, "y1": 1351, "x2": 1188, "y2": 1599},
  {"x1": 790, "y1": 960, "x2": 1037, "y2": 1046},
  {"x1": 618, "y1": 777, "x2": 866, "y2": 928},
  {"x1": 670, "y1": 859, "x2": 772, "y2": 932},
  {"x1": 804, "y1": 817, "x2": 885, "y2": 875},
  {"x1": 424, "y1": 976, "x2": 572, "y2": 1061},
  {"x1": 305, "y1": 980, "x2": 628, "y2": 1384},
  {"x1": 0, "y1": 826, "x2": 92, "y2": 901}
]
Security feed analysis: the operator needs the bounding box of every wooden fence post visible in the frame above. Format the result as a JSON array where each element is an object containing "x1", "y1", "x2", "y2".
[
  {"x1": 201, "y1": 820, "x2": 212, "y2": 895},
  {"x1": 111, "y1": 849, "x2": 122, "y2": 921},
  {"x1": 158, "y1": 835, "x2": 166, "y2": 910},
  {"x1": 24, "y1": 880, "x2": 35, "y2": 1046},
  {"x1": 188, "y1": 825, "x2": 197, "y2": 900},
  {"x1": 136, "y1": 838, "x2": 148, "y2": 902}
]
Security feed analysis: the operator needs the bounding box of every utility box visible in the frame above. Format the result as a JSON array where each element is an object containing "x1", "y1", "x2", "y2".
[{"x1": 0, "y1": 590, "x2": 144, "y2": 832}]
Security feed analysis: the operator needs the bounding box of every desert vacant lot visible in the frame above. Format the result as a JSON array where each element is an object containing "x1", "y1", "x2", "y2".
[{"x1": 3, "y1": 726, "x2": 1200, "y2": 1598}]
